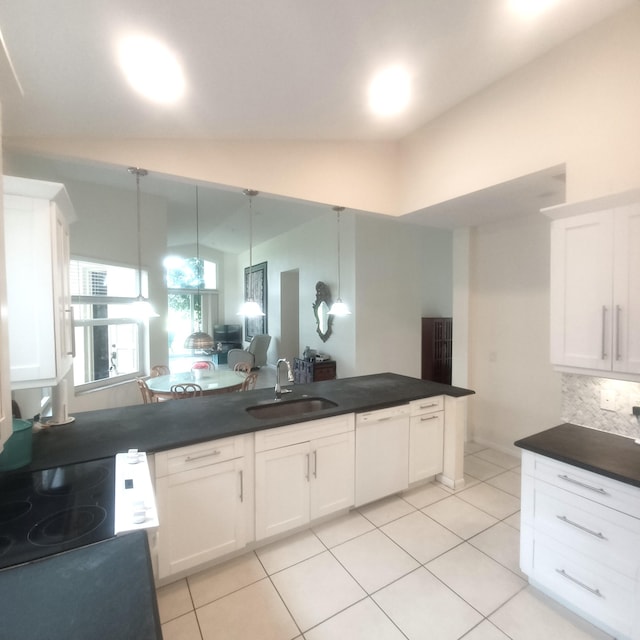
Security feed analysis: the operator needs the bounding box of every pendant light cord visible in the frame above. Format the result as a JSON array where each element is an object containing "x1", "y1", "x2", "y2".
[{"x1": 129, "y1": 167, "x2": 148, "y2": 300}]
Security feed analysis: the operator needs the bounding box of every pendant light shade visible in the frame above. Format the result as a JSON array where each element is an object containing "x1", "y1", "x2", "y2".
[
  {"x1": 328, "y1": 206, "x2": 351, "y2": 316},
  {"x1": 128, "y1": 167, "x2": 159, "y2": 319},
  {"x1": 238, "y1": 189, "x2": 265, "y2": 318},
  {"x1": 184, "y1": 185, "x2": 214, "y2": 350}
]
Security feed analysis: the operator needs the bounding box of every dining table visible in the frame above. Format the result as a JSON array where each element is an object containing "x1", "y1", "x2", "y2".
[{"x1": 146, "y1": 370, "x2": 246, "y2": 400}]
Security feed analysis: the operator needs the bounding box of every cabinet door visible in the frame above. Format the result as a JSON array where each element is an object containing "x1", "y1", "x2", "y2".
[
  {"x1": 0, "y1": 191, "x2": 11, "y2": 449},
  {"x1": 613, "y1": 203, "x2": 640, "y2": 374},
  {"x1": 310, "y1": 431, "x2": 354, "y2": 520},
  {"x1": 409, "y1": 412, "x2": 444, "y2": 483},
  {"x1": 550, "y1": 212, "x2": 613, "y2": 369},
  {"x1": 255, "y1": 442, "x2": 310, "y2": 540},
  {"x1": 156, "y1": 457, "x2": 245, "y2": 579}
]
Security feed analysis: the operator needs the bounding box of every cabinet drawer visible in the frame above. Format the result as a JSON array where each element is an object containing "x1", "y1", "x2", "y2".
[
  {"x1": 155, "y1": 436, "x2": 245, "y2": 477},
  {"x1": 255, "y1": 414, "x2": 354, "y2": 452},
  {"x1": 532, "y1": 533, "x2": 635, "y2": 637},
  {"x1": 532, "y1": 481, "x2": 640, "y2": 578},
  {"x1": 409, "y1": 396, "x2": 443, "y2": 416},
  {"x1": 523, "y1": 452, "x2": 640, "y2": 518}
]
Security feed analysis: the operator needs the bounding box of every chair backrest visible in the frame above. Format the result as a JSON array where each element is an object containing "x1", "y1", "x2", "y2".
[
  {"x1": 247, "y1": 335, "x2": 271, "y2": 367},
  {"x1": 191, "y1": 360, "x2": 215, "y2": 371},
  {"x1": 240, "y1": 372, "x2": 259, "y2": 392},
  {"x1": 150, "y1": 365, "x2": 170, "y2": 377},
  {"x1": 136, "y1": 377, "x2": 156, "y2": 404},
  {"x1": 170, "y1": 383, "x2": 203, "y2": 399},
  {"x1": 233, "y1": 362, "x2": 252, "y2": 373}
]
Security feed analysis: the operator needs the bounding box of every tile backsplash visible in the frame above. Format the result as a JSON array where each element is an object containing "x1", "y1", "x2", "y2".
[{"x1": 561, "y1": 374, "x2": 640, "y2": 438}]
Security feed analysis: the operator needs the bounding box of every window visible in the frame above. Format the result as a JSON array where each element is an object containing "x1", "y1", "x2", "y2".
[
  {"x1": 164, "y1": 255, "x2": 217, "y2": 290},
  {"x1": 70, "y1": 259, "x2": 147, "y2": 389}
]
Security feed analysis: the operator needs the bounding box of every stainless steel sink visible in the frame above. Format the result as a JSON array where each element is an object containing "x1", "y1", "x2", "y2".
[{"x1": 246, "y1": 397, "x2": 338, "y2": 420}]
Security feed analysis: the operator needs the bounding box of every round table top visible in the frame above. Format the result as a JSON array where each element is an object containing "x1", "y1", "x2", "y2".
[{"x1": 146, "y1": 370, "x2": 245, "y2": 397}]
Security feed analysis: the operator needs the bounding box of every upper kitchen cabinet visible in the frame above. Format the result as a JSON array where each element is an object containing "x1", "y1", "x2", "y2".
[
  {"x1": 3, "y1": 176, "x2": 76, "y2": 389},
  {"x1": 545, "y1": 192, "x2": 640, "y2": 379}
]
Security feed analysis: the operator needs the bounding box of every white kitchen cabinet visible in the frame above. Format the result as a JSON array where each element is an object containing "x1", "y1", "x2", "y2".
[
  {"x1": 408, "y1": 396, "x2": 444, "y2": 484},
  {"x1": 0, "y1": 179, "x2": 11, "y2": 450},
  {"x1": 3, "y1": 176, "x2": 75, "y2": 389},
  {"x1": 155, "y1": 435, "x2": 253, "y2": 579},
  {"x1": 355, "y1": 404, "x2": 410, "y2": 507},
  {"x1": 520, "y1": 451, "x2": 640, "y2": 640},
  {"x1": 546, "y1": 193, "x2": 640, "y2": 378},
  {"x1": 254, "y1": 414, "x2": 354, "y2": 541}
]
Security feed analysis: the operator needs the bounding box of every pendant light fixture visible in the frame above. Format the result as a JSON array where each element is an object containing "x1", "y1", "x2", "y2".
[
  {"x1": 184, "y1": 185, "x2": 214, "y2": 350},
  {"x1": 328, "y1": 206, "x2": 351, "y2": 316},
  {"x1": 237, "y1": 189, "x2": 265, "y2": 318},
  {"x1": 128, "y1": 167, "x2": 159, "y2": 319}
]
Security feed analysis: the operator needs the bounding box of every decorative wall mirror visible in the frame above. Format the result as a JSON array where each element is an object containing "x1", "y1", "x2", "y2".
[{"x1": 313, "y1": 281, "x2": 334, "y2": 342}]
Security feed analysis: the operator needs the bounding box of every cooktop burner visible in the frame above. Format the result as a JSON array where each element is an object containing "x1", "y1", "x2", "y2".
[{"x1": 0, "y1": 458, "x2": 115, "y2": 569}]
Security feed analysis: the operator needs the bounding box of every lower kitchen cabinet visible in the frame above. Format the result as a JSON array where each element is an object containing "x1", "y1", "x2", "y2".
[
  {"x1": 254, "y1": 415, "x2": 354, "y2": 540},
  {"x1": 409, "y1": 396, "x2": 444, "y2": 484},
  {"x1": 520, "y1": 451, "x2": 640, "y2": 640},
  {"x1": 154, "y1": 436, "x2": 252, "y2": 580}
]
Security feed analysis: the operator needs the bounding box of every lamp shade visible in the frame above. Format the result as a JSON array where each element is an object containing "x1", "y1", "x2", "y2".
[
  {"x1": 328, "y1": 298, "x2": 351, "y2": 317},
  {"x1": 184, "y1": 331, "x2": 214, "y2": 350}
]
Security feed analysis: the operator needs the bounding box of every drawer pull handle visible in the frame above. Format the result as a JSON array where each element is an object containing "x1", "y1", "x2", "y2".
[
  {"x1": 419, "y1": 403, "x2": 439, "y2": 410},
  {"x1": 239, "y1": 470, "x2": 244, "y2": 503},
  {"x1": 557, "y1": 474, "x2": 609, "y2": 496},
  {"x1": 420, "y1": 415, "x2": 439, "y2": 422},
  {"x1": 185, "y1": 450, "x2": 222, "y2": 462},
  {"x1": 555, "y1": 569, "x2": 603, "y2": 598},
  {"x1": 556, "y1": 515, "x2": 607, "y2": 540}
]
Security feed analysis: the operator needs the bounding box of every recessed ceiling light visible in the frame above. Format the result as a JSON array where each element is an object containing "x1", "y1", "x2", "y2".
[
  {"x1": 368, "y1": 65, "x2": 412, "y2": 117},
  {"x1": 117, "y1": 34, "x2": 185, "y2": 104}
]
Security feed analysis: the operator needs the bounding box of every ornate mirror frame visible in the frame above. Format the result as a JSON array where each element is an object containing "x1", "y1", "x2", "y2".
[{"x1": 313, "y1": 281, "x2": 334, "y2": 342}]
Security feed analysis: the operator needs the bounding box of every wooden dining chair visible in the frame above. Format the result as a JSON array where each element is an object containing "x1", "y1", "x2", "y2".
[
  {"x1": 239, "y1": 372, "x2": 258, "y2": 392},
  {"x1": 136, "y1": 377, "x2": 158, "y2": 404},
  {"x1": 150, "y1": 365, "x2": 170, "y2": 377},
  {"x1": 170, "y1": 383, "x2": 203, "y2": 399},
  {"x1": 233, "y1": 362, "x2": 252, "y2": 373}
]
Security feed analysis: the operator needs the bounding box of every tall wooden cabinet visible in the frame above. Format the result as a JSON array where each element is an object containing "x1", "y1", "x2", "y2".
[
  {"x1": 545, "y1": 193, "x2": 640, "y2": 378},
  {"x1": 421, "y1": 317, "x2": 452, "y2": 384},
  {"x1": 3, "y1": 177, "x2": 75, "y2": 389}
]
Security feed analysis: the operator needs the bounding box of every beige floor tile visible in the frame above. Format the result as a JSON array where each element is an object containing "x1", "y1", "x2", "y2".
[
  {"x1": 161, "y1": 611, "x2": 202, "y2": 640},
  {"x1": 457, "y1": 483, "x2": 521, "y2": 520},
  {"x1": 373, "y1": 567, "x2": 483, "y2": 640},
  {"x1": 331, "y1": 528, "x2": 420, "y2": 593},
  {"x1": 197, "y1": 578, "x2": 299, "y2": 640},
  {"x1": 402, "y1": 481, "x2": 450, "y2": 508},
  {"x1": 188, "y1": 552, "x2": 266, "y2": 609},
  {"x1": 358, "y1": 495, "x2": 415, "y2": 527},
  {"x1": 270, "y1": 551, "x2": 366, "y2": 631},
  {"x1": 464, "y1": 455, "x2": 506, "y2": 481},
  {"x1": 474, "y1": 448, "x2": 521, "y2": 470},
  {"x1": 503, "y1": 511, "x2": 521, "y2": 531},
  {"x1": 304, "y1": 598, "x2": 407, "y2": 640},
  {"x1": 461, "y1": 619, "x2": 511, "y2": 639},
  {"x1": 312, "y1": 510, "x2": 375, "y2": 548},
  {"x1": 486, "y1": 470, "x2": 521, "y2": 498},
  {"x1": 427, "y1": 543, "x2": 527, "y2": 616},
  {"x1": 381, "y1": 510, "x2": 462, "y2": 564},
  {"x1": 156, "y1": 579, "x2": 193, "y2": 624},
  {"x1": 468, "y1": 521, "x2": 525, "y2": 577},
  {"x1": 422, "y1": 495, "x2": 498, "y2": 539},
  {"x1": 489, "y1": 587, "x2": 615, "y2": 640},
  {"x1": 465, "y1": 441, "x2": 487, "y2": 455},
  {"x1": 256, "y1": 529, "x2": 325, "y2": 574}
]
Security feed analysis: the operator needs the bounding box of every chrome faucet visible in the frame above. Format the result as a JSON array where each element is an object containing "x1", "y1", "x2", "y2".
[{"x1": 275, "y1": 359, "x2": 294, "y2": 399}]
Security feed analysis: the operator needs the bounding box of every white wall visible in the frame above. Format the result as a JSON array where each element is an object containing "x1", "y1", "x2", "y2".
[{"x1": 468, "y1": 214, "x2": 562, "y2": 453}]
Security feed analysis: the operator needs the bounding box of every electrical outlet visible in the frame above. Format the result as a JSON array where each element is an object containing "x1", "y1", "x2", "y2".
[{"x1": 600, "y1": 389, "x2": 616, "y2": 411}]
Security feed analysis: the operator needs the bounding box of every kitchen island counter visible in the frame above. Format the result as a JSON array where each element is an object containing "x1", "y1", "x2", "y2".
[
  {"x1": 515, "y1": 422, "x2": 640, "y2": 488},
  {"x1": 29, "y1": 372, "x2": 474, "y2": 471}
]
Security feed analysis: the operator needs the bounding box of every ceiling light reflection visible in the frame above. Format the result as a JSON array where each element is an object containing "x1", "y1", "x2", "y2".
[{"x1": 368, "y1": 66, "x2": 411, "y2": 117}]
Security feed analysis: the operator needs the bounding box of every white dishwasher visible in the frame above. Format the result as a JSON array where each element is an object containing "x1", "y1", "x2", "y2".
[{"x1": 354, "y1": 404, "x2": 410, "y2": 507}]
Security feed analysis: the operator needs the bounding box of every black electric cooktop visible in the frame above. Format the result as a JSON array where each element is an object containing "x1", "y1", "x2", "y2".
[{"x1": 0, "y1": 458, "x2": 115, "y2": 570}]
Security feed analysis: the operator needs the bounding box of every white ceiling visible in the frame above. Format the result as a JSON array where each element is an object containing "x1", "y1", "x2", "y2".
[{"x1": 0, "y1": 1, "x2": 633, "y2": 241}]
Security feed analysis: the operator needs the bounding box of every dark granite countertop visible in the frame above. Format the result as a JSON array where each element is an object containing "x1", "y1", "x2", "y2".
[
  {"x1": 27, "y1": 373, "x2": 474, "y2": 471},
  {"x1": 0, "y1": 530, "x2": 161, "y2": 640},
  {"x1": 515, "y1": 423, "x2": 640, "y2": 489}
]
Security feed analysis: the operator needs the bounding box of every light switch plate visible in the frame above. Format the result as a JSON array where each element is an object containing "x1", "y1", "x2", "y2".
[{"x1": 600, "y1": 389, "x2": 616, "y2": 411}]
